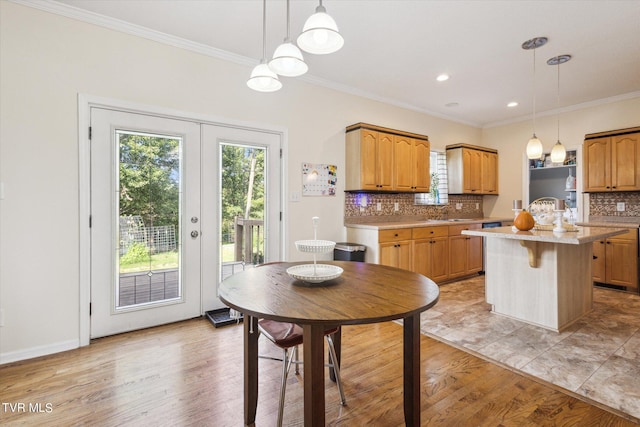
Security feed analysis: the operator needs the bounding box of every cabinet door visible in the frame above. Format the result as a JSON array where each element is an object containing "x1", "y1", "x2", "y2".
[
  {"x1": 611, "y1": 133, "x2": 640, "y2": 191},
  {"x1": 606, "y1": 239, "x2": 638, "y2": 288},
  {"x1": 413, "y1": 237, "x2": 448, "y2": 283},
  {"x1": 463, "y1": 149, "x2": 482, "y2": 192},
  {"x1": 583, "y1": 137, "x2": 611, "y2": 191},
  {"x1": 360, "y1": 130, "x2": 379, "y2": 190},
  {"x1": 380, "y1": 241, "x2": 412, "y2": 270},
  {"x1": 413, "y1": 239, "x2": 431, "y2": 276},
  {"x1": 430, "y1": 237, "x2": 449, "y2": 282},
  {"x1": 467, "y1": 234, "x2": 483, "y2": 273},
  {"x1": 378, "y1": 133, "x2": 394, "y2": 190},
  {"x1": 413, "y1": 139, "x2": 431, "y2": 192},
  {"x1": 379, "y1": 241, "x2": 399, "y2": 267},
  {"x1": 393, "y1": 135, "x2": 414, "y2": 192},
  {"x1": 448, "y1": 235, "x2": 468, "y2": 279},
  {"x1": 592, "y1": 240, "x2": 606, "y2": 283},
  {"x1": 481, "y1": 151, "x2": 499, "y2": 194}
]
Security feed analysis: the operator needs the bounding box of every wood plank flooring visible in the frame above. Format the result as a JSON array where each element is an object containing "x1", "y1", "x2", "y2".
[{"x1": 0, "y1": 318, "x2": 635, "y2": 426}]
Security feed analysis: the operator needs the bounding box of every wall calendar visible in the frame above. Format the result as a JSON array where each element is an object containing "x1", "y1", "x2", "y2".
[{"x1": 302, "y1": 163, "x2": 337, "y2": 196}]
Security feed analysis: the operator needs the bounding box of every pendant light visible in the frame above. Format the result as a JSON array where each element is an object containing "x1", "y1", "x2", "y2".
[
  {"x1": 548, "y1": 54, "x2": 571, "y2": 164},
  {"x1": 247, "y1": 0, "x2": 282, "y2": 92},
  {"x1": 269, "y1": 0, "x2": 308, "y2": 77},
  {"x1": 297, "y1": 0, "x2": 344, "y2": 55},
  {"x1": 522, "y1": 37, "x2": 547, "y2": 160}
]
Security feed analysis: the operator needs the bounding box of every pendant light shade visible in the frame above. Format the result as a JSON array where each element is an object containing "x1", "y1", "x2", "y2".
[
  {"x1": 547, "y1": 54, "x2": 572, "y2": 164},
  {"x1": 247, "y1": 0, "x2": 282, "y2": 92},
  {"x1": 270, "y1": 41, "x2": 308, "y2": 76},
  {"x1": 550, "y1": 140, "x2": 567, "y2": 163},
  {"x1": 297, "y1": 1, "x2": 344, "y2": 55},
  {"x1": 247, "y1": 62, "x2": 283, "y2": 92},
  {"x1": 527, "y1": 135, "x2": 544, "y2": 160},
  {"x1": 522, "y1": 37, "x2": 547, "y2": 160},
  {"x1": 269, "y1": 0, "x2": 308, "y2": 77}
]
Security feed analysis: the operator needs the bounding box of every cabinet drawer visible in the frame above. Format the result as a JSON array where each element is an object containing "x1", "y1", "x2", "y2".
[
  {"x1": 413, "y1": 226, "x2": 448, "y2": 239},
  {"x1": 448, "y1": 223, "x2": 481, "y2": 236},
  {"x1": 379, "y1": 228, "x2": 412, "y2": 243}
]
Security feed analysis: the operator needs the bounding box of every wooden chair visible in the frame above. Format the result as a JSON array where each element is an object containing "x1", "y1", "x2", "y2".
[{"x1": 256, "y1": 263, "x2": 346, "y2": 426}]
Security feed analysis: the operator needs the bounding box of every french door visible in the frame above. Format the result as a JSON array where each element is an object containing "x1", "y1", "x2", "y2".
[
  {"x1": 89, "y1": 107, "x2": 282, "y2": 338},
  {"x1": 201, "y1": 125, "x2": 282, "y2": 312},
  {"x1": 90, "y1": 109, "x2": 201, "y2": 338}
]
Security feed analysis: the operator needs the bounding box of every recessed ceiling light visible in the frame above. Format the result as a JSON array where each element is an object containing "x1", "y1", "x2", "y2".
[
  {"x1": 436, "y1": 74, "x2": 450, "y2": 82},
  {"x1": 445, "y1": 102, "x2": 459, "y2": 108},
  {"x1": 507, "y1": 101, "x2": 519, "y2": 108}
]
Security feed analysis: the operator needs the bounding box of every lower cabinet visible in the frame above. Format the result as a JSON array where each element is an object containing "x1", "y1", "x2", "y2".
[
  {"x1": 413, "y1": 226, "x2": 449, "y2": 283},
  {"x1": 379, "y1": 228, "x2": 413, "y2": 271},
  {"x1": 592, "y1": 228, "x2": 638, "y2": 291},
  {"x1": 348, "y1": 223, "x2": 484, "y2": 283},
  {"x1": 448, "y1": 224, "x2": 483, "y2": 280}
]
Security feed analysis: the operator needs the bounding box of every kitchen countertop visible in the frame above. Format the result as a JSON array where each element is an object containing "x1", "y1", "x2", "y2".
[
  {"x1": 578, "y1": 216, "x2": 640, "y2": 228},
  {"x1": 462, "y1": 225, "x2": 628, "y2": 245},
  {"x1": 344, "y1": 217, "x2": 513, "y2": 230}
]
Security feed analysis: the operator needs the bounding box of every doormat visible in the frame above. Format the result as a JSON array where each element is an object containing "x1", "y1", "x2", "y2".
[{"x1": 205, "y1": 307, "x2": 243, "y2": 328}]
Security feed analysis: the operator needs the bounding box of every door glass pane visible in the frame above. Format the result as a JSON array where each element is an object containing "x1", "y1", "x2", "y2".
[
  {"x1": 220, "y1": 143, "x2": 266, "y2": 281},
  {"x1": 117, "y1": 130, "x2": 181, "y2": 308}
]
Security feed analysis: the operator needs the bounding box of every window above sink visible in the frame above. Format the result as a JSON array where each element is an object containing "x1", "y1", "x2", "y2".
[{"x1": 415, "y1": 150, "x2": 448, "y2": 206}]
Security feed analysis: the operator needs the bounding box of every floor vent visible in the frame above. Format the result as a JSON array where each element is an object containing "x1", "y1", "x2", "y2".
[{"x1": 205, "y1": 307, "x2": 243, "y2": 328}]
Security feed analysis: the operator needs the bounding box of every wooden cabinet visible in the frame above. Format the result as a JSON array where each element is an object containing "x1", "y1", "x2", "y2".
[
  {"x1": 347, "y1": 222, "x2": 485, "y2": 282},
  {"x1": 394, "y1": 136, "x2": 430, "y2": 192},
  {"x1": 446, "y1": 144, "x2": 499, "y2": 195},
  {"x1": 413, "y1": 226, "x2": 449, "y2": 283},
  {"x1": 378, "y1": 228, "x2": 413, "y2": 271},
  {"x1": 345, "y1": 128, "x2": 393, "y2": 191},
  {"x1": 481, "y1": 151, "x2": 499, "y2": 194},
  {"x1": 346, "y1": 123, "x2": 429, "y2": 192},
  {"x1": 448, "y1": 223, "x2": 483, "y2": 279},
  {"x1": 583, "y1": 130, "x2": 640, "y2": 192},
  {"x1": 592, "y1": 228, "x2": 638, "y2": 290}
]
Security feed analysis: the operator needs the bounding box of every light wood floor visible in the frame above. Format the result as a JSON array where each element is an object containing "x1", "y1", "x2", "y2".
[{"x1": 0, "y1": 318, "x2": 635, "y2": 426}]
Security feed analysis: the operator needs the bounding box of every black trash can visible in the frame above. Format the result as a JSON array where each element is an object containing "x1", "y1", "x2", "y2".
[{"x1": 334, "y1": 242, "x2": 366, "y2": 262}]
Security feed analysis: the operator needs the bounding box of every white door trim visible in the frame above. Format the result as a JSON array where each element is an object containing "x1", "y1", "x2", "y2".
[{"x1": 78, "y1": 93, "x2": 288, "y2": 346}]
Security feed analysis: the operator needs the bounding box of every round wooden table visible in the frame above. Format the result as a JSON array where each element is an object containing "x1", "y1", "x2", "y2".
[{"x1": 218, "y1": 261, "x2": 440, "y2": 426}]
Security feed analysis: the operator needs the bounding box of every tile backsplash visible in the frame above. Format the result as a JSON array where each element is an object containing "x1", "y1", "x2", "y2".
[
  {"x1": 589, "y1": 192, "x2": 640, "y2": 217},
  {"x1": 344, "y1": 193, "x2": 483, "y2": 223}
]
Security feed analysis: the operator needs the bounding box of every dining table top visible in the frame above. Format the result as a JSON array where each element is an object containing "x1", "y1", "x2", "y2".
[{"x1": 218, "y1": 260, "x2": 440, "y2": 325}]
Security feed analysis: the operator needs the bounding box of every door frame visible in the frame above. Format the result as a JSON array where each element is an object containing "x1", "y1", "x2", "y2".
[{"x1": 78, "y1": 94, "x2": 287, "y2": 346}]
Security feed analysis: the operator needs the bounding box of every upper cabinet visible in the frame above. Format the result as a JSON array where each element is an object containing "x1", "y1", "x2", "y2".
[
  {"x1": 446, "y1": 144, "x2": 499, "y2": 195},
  {"x1": 346, "y1": 123, "x2": 430, "y2": 192},
  {"x1": 583, "y1": 128, "x2": 640, "y2": 192}
]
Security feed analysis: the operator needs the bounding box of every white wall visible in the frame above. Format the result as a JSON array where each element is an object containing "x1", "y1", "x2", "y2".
[{"x1": 0, "y1": 2, "x2": 480, "y2": 361}]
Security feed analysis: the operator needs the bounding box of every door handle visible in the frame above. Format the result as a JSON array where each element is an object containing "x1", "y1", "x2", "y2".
[{"x1": 191, "y1": 230, "x2": 199, "y2": 238}]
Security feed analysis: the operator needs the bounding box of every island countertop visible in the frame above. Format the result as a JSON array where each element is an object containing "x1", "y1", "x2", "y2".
[{"x1": 462, "y1": 225, "x2": 628, "y2": 244}]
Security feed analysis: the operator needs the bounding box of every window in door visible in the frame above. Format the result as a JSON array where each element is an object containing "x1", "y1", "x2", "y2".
[{"x1": 117, "y1": 130, "x2": 182, "y2": 308}]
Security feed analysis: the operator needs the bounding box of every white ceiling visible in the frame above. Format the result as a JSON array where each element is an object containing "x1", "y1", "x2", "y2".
[{"x1": 43, "y1": 0, "x2": 640, "y2": 127}]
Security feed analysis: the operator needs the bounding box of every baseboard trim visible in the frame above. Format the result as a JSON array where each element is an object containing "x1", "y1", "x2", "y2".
[{"x1": 0, "y1": 339, "x2": 79, "y2": 365}]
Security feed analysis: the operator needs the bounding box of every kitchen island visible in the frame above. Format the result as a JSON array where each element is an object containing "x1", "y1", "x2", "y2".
[{"x1": 462, "y1": 225, "x2": 627, "y2": 331}]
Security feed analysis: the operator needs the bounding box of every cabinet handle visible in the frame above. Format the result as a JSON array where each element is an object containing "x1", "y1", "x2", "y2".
[{"x1": 593, "y1": 255, "x2": 598, "y2": 260}]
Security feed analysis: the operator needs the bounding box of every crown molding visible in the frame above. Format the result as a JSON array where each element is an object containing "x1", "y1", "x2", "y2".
[{"x1": 484, "y1": 91, "x2": 640, "y2": 129}]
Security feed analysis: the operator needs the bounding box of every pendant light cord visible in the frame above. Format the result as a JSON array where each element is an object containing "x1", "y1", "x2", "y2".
[
  {"x1": 532, "y1": 47, "x2": 537, "y2": 135},
  {"x1": 261, "y1": 0, "x2": 267, "y2": 61},
  {"x1": 286, "y1": 0, "x2": 291, "y2": 40},
  {"x1": 557, "y1": 59, "x2": 560, "y2": 141}
]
